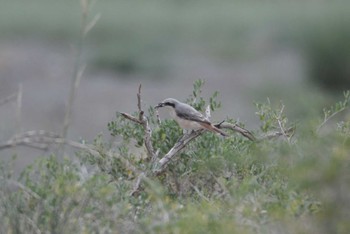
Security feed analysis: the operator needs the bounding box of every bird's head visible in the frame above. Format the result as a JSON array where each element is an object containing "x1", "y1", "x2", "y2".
[{"x1": 155, "y1": 98, "x2": 179, "y2": 109}]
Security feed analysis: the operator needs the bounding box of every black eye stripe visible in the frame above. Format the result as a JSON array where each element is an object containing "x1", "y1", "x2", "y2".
[{"x1": 165, "y1": 102, "x2": 175, "y2": 107}]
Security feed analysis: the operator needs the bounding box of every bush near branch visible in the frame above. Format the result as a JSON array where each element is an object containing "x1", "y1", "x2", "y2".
[{"x1": 1, "y1": 81, "x2": 350, "y2": 233}]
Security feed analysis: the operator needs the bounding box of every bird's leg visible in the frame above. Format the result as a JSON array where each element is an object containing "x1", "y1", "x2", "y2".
[
  {"x1": 177, "y1": 129, "x2": 190, "y2": 144},
  {"x1": 178, "y1": 130, "x2": 187, "y2": 143}
]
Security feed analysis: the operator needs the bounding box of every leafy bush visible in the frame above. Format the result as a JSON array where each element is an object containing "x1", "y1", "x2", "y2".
[{"x1": 1, "y1": 82, "x2": 350, "y2": 233}]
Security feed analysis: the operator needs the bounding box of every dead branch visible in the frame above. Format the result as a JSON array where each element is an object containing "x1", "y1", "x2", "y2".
[
  {"x1": 16, "y1": 84, "x2": 23, "y2": 132},
  {"x1": 137, "y1": 84, "x2": 142, "y2": 114},
  {"x1": 129, "y1": 172, "x2": 145, "y2": 196},
  {"x1": 153, "y1": 130, "x2": 204, "y2": 175},
  {"x1": 119, "y1": 84, "x2": 156, "y2": 161},
  {"x1": 119, "y1": 112, "x2": 142, "y2": 124},
  {"x1": 215, "y1": 122, "x2": 256, "y2": 141},
  {"x1": 261, "y1": 127, "x2": 295, "y2": 140}
]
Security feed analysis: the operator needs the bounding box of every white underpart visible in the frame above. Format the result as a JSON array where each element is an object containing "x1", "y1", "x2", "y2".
[{"x1": 167, "y1": 107, "x2": 202, "y2": 130}]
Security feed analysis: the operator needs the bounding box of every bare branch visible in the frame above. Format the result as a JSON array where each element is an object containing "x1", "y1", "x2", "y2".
[
  {"x1": 130, "y1": 172, "x2": 145, "y2": 196},
  {"x1": 6, "y1": 179, "x2": 41, "y2": 200},
  {"x1": 143, "y1": 116, "x2": 156, "y2": 160},
  {"x1": 153, "y1": 130, "x2": 204, "y2": 175},
  {"x1": 155, "y1": 108, "x2": 161, "y2": 125},
  {"x1": 190, "y1": 182, "x2": 210, "y2": 202},
  {"x1": 317, "y1": 107, "x2": 348, "y2": 133},
  {"x1": 215, "y1": 122, "x2": 256, "y2": 141},
  {"x1": 205, "y1": 105, "x2": 211, "y2": 119},
  {"x1": 0, "y1": 130, "x2": 138, "y2": 174},
  {"x1": 261, "y1": 127, "x2": 295, "y2": 140},
  {"x1": 16, "y1": 84, "x2": 23, "y2": 133},
  {"x1": 119, "y1": 85, "x2": 156, "y2": 161},
  {"x1": 137, "y1": 84, "x2": 142, "y2": 113},
  {"x1": 119, "y1": 112, "x2": 142, "y2": 124},
  {"x1": 84, "y1": 13, "x2": 101, "y2": 35}
]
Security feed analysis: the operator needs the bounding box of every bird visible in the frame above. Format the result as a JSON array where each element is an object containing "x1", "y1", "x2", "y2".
[{"x1": 155, "y1": 98, "x2": 228, "y2": 137}]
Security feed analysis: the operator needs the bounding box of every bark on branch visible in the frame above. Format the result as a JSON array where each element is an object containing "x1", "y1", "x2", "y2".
[{"x1": 153, "y1": 130, "x2": 204, "y2": 175}]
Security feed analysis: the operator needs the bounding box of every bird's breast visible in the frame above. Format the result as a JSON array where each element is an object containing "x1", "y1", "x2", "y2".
[{"x1": 174, "y1": 115, "x2": 202, "y2": 130}]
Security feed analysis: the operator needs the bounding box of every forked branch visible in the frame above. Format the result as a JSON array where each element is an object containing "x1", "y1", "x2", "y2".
[{"x1": 119, "y1": 84, "x2": 156, "y2": 161}]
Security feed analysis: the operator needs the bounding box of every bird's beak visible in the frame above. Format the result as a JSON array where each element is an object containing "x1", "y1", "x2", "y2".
[{"x1": 155, "y1": 102, "x2": 164, "y2": 109}]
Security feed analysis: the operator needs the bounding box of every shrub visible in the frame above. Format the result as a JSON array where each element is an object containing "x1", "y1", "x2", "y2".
[{"x1": 1, "y1": 82, "x2": 349, "y2": 233}]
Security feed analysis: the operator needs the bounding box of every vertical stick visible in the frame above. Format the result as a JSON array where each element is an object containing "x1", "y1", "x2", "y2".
[
  {"x1": 16, "y1": 83, "x2": 23, "y2": 133},
  {"x1": 61, "y1": 1, "x2": 89, "y2": 141}
]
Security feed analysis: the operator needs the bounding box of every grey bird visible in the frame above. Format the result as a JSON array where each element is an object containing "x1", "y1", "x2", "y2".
[{"x1": 155, "y1": 98, "x2": 228, "y2": 137}]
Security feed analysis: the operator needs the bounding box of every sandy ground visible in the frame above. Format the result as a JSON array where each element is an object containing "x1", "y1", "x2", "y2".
[{"x1": 0, "y1": 39, "x2": 303, "y2": 172}]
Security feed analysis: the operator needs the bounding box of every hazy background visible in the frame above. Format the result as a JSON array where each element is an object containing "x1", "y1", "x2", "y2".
[{"x1": 1, "y1": 0, "x2": 350, "y2": 169}]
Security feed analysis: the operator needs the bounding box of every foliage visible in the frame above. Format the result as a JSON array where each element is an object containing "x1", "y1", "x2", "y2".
[
  {"x1": 318, "y1": 90, "x2": 350, "y2": 132},
  {"x1": 1, "y1": 81, "x2": 350, "y2": 233}
]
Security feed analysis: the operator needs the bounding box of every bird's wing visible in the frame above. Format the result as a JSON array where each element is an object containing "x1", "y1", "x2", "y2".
[{"x1": 176, "y1": 103, "x2": 211, "y2": 124}]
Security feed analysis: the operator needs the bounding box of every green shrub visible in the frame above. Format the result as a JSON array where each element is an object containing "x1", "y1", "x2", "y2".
[{"x1": 1, "y1": 81, "x2": 349, "y2": 233}]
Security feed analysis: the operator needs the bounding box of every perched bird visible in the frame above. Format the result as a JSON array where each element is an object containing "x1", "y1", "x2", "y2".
[{"x1": 155, "y1": 98, "x2": 227, "y2": 137}]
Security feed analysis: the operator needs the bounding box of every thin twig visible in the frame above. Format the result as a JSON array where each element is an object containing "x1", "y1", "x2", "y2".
[
  {"x1": 16, "y1": 83, "x2": 23, "y2": 133},
  {"x1": 121, "y1": 84, "x2": 156, "y2": 161},
  {"x1": 130, "y1": 172, "x2": 145, "y2": 196},
  {"x1": 62, "y1": 0, "x2": 90, "y2": 140},
  {"x1": 119, "y1": 112, "x2": 142, "y2": 124},
  {"x1": 137, "y1": 94, "x2": 155, "y2": 160},
  {"x1": 317, "y1": 107, "x2": 348, "y2": 133},
  {"x1": 21, "y1": 214, "x2": 42, "y2": 234},
  {"x1": 215, "y1": 122, "x2": 256, "y2": 141},
  {"x1": 155, "y1": 108, "x2": 161, "y2": 125},
  {"x1": 137, "y1": 84, "x2": 142, "y2": 113},
  {"x1": 0, "y1": 130, "x2": 138, "y2": 174},
  {"x1": 275, "y1": 104, "x2": 291, "y2": 143},
  {"x1": 205, "y1": 105, "x2": 211, "y2": 119},
  {"x1": 261, "y1": 127, "x2": 295, "y2": 140},
  {"x1": 6, "y1": 179, "x2": 41, "y2": 200},
  {"x1": 190, "y1": 182, "x2": 210, "y2": 202}
]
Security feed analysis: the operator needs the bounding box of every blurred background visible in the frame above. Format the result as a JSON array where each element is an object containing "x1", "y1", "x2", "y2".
[{"x1": 1, "y1": 0, "x2": 350, "y2": 169}]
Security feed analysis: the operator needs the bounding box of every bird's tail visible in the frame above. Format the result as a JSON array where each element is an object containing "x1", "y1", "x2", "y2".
[{"x1": 201, "y1": 123, "x2": 228, "y2": 137}]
